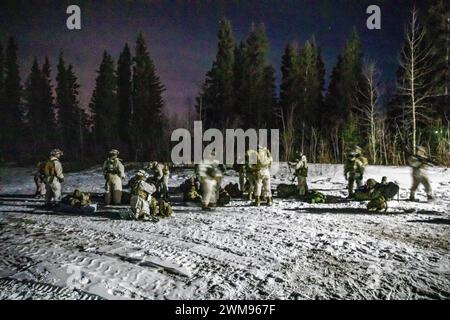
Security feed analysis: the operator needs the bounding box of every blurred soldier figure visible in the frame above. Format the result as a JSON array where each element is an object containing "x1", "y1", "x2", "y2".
[
  {"x1": 33, "y1": 161, "x2": 46, "y2": 198},
  {"x1": 147, "y1": 161, "x2": 170, "y2": 200},
  {"x1": 245, "y1": 149, "x2": 258, "y2": 200},
  {"x1": 43, "y1": 149, "x2": 64, "y2": 205},
  {"x1": 233, "y1": 155, "x2": 246, "y2": 193},
  {"x1": 129, "y1": 170, "x2": 157, "y2": 221},
  {"x1": 408, "y1": 146, "x2": 433, "y2": 201},
  {"x1": 254, "y1": 145, "x2": 273, "y2": 206},
  {"x1": 102, "y1": 149, "x2": 126, "y2": 205},
  {"x1": 289, "y1": 151, "x2": 308, "y2": 196},
  {"x1": 196, "y1": 150, "x2": 224, "y2": 211},
  {"x1": 344, "y1": 146, "x2": 367, "y2": 197}
]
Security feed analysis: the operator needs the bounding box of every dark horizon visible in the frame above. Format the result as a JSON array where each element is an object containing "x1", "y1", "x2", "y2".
[{"x1": 0, "y1": 0, "x2": 427, "y2": 115}]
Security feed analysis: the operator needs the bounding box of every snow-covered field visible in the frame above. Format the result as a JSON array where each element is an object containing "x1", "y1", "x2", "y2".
[{"x1": 0, "y1": 164, "x2": 449, "y2": 300}]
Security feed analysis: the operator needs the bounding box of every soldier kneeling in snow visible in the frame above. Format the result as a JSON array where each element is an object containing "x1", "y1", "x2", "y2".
[{"x1": 129, "y1": 170, "x2": 157, "y2": 221}]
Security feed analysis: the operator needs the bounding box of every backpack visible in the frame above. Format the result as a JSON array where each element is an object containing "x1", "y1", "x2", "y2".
[
  {"x1": 306, "y1": 190, "x2": 326, "y2": 204},
  {"x1": 367, "y1": 196, "x2": 388, "y2": 212},
  {"x1": 39, "y1": 160, "x2": 56, "y2": 177},
  {"x1": 378, "y1": 182, "x2": 400, "y2": 200},
  {"x1": 105, "y1": 158, "x2": 119, "y2": 174}
]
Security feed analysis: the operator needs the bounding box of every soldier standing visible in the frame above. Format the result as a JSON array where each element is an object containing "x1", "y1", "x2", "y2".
[
  {"x1": 289, "y1": 151, "x2": 308, "y2": 196},
  {"x1": 408, "y1": 146, "x2": 433, "y2": 201},
  {"x1": 254, "y1": 145, "x2": 273, "y2": 206},
  {"x1": 245, "y1": 149, "x2": 258, "y2": 200},
  {"x1": 33, "y1": 161, "x2": 47, "y2": 198},
  {"x1": 102, "y1": 149, "x2": 126, "y2": 205},
  {"x1": 147, "y1": 161, "x2": 170, "y2": 200},
  {"x1": 43, "y1": 149, "x2": 64, "y2": 205},
  {"x1": 344, "y1": 146, "x2": 367, "y2": 197}
]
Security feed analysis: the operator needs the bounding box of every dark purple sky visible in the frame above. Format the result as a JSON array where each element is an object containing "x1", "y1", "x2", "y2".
[{"x1": 0, "y1": 0, "x2": 425, "y2": 115}]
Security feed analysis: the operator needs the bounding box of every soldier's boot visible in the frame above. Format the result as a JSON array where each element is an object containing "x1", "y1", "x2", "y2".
[
  {"x1": 201, "y1": 204, "x2": 212, "y2": 211},
  {"x1": 266, "y1": 196, "x2": 273, "y2": 206},
  {"x1": 254, "y1": 196, "x2": 261, "y2": 207}
]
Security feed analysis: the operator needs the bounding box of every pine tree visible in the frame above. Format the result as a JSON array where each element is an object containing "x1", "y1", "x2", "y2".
[
  {"x1": 2, "y1": 37, "x2": 23, "y2": 158},
  {"x1": 89, "y1": 50, "x2": 118, "y2": 158},
  {"x1": 132, "y1": 32, "x2": 165, "y2": 160},
  {"x1": 117, "y1": 43, "x2": 133, "y2": 158},
  {"x1": 232, "y1": 41, "x2": 247, "y2": 127}
]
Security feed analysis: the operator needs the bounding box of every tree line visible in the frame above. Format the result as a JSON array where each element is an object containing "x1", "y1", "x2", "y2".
[
  {"x1": 194, "y1": 1, "x2": 449, "y2": 165},
  {"x1": 0, "y1": 32, "x2": 166, "y2": 164}
]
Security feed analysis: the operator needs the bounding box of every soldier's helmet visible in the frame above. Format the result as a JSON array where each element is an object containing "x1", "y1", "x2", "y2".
[
  {"x1": 50, "y1": 149, "x2": 63, "y2": 157},
  {"x1": 416, "y1": 146, "x2": 427, "y2": 158},
  {"x1": 136, "y1": 169, "x2": 149, "y2": 180},
  {"x1": 354, "y1": 146, "x2": 362, "y2": 155},
  {"x1": 148, "y1": 161, "x2": 158, "y2": 169},
  {"x1": 366, "y1": 178, "x2": 377, "y2": 189},
  {"x1": 109, "y1": 149, "x2": 119, "y2": 156},
  {"x1": 381, "y1": 176, "x2": 387, "y2": 183}
]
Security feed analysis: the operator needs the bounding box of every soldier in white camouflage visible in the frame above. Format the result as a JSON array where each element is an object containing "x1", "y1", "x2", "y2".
[
  {"x1": 289, "y1": 151, "x2": 308, "y2": 196},
  {"x1": 42, "y1": 149, "x2": 64, "y2": 205},
  {"x1": 344, "y1": 146, "x2": 368, "y2": 197},
  {"x1": 408, "y1": 146, "x2": 433, "y2": 201},
  {"x1": 254, "y1": 145, "x2": 273, "y2": 206},
  {"x1": 102, "y1": 149, "x2": 126, "y2": 205}
]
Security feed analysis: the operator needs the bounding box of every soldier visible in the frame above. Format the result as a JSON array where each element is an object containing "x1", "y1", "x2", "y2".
[
  {"x1": 288, "y1": 151, "x2": 308, "y2": 196},
  {"x1": 147, "y1": 161, "x2": 170, "y2": 200},
  {"x1": 43, "y1": 149, "x2": 64, "y2": 205},
  {"x1": 408, "y1": 146, "x2": 433, "y2": 201},
  {"x1": 254, "y1": 145, "x2": 273, "y2": 206},
  {"x1": 245, "y1": 149, "x2": 258, "y2": 200},
  {"x1": 344, "y1": 146, "x2": 367, "y2": 197},
  {"x1": 102, "y1": 149, "x2": 126, "y2": 205},
  {"x1": 196, "y1": 150, "x2": 224, "y2": 211},
  {"x1": 33, "y1": 161, "x2": 46, "y2": 198},
  {"x1": 233, "y1": 155, "x2": 246, "y2": 193},
  {"x1": 129, "y1": 170, "x2": 157, "y2": 221}
]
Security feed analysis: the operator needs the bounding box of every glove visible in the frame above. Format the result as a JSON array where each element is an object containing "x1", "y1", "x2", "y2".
[{"x1": 58, "y1": 177, "x2": 64, "y2": 183}]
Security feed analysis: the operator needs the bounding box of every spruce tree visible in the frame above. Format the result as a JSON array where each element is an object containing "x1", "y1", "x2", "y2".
[
  {"x1": 324, "y1": 29, "x2": 364, "y2": 156},
  {"x1": 198, "y1": 19, "x2": 235, "y2": 130},
  {"x1": 56, "y1": 53, "x2": 83, "y2": 160},
  {"x1": 132, "y1": 32, "x2": 165, "y2": 160},
  {"x1": 24, "y1": 57, "x2": 43, "y2": 154},
  {"x1": 41, "y1": 57, "x2": 56, "y2": 145},
  {"x1": 117, "y1": 43, "x2": 133, "y2": 158},
  {"x1": 279, "y1": 43, "x2": 300, "y2": 122},
  {"x1": 89, "y1": 50, "x2": 118, "y2": 157}
]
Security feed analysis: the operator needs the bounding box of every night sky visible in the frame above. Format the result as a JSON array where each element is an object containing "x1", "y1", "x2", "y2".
[{"x1": 0, "y1": 0, "x2": 427, "y2": 114}]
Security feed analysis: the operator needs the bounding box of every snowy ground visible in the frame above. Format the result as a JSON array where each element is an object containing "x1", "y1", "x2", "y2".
[{"x1": 0, "y1": 164, "x2": 449, "y2": 300}]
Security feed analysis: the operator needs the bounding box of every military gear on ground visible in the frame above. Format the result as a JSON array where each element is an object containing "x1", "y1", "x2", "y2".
[
  {"x1": 367, "y1": 195, "x2": 388, "y2": 212},
  {"x1": 306, "y1": 190, "x2": 327, "y2": 204},
  {"x1": 276, "y1": 184, "x2": 298, "y2": 198},
  {"x1": 61, "y1": 189, "x2": 92, "y2": 207},
  {"x1": 217, "y1": 188, "x2": 231, "y2": 206},
  {"x1": 224, "y1": 183, "x2": 242, "y2": 198}
]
